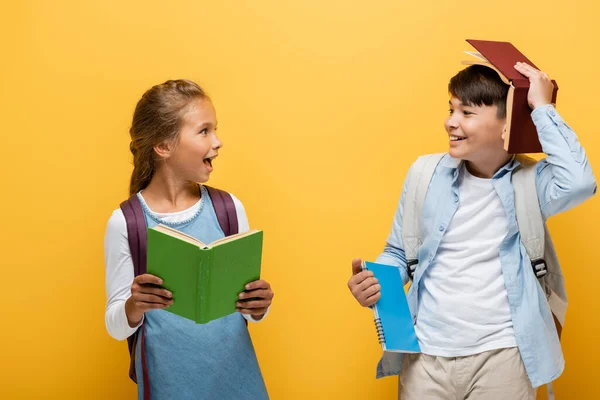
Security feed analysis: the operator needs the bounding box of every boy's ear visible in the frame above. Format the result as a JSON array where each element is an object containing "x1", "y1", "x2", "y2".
[{"x1": 501, "y1": 123, "x2": 507, "y2": 141}]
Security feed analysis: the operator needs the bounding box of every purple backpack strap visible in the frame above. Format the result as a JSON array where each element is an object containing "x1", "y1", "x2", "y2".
[
  {"x1": 119, "y1": 195, "x2": 151, "y2": 398},
  {"x1": 205, "y1": 185, "x2": 239, "y2": 236},
  {"x1": 120, "y1": 195, "x2": 147, "y2": 277}
]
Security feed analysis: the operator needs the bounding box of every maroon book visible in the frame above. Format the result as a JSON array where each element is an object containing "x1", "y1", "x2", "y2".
[{"x1": 462, "y1": 39, "x2": 558, "y2": 154}]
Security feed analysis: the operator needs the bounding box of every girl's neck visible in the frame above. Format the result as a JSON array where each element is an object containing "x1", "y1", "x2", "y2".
[{"x1": 141, "y1": 169, "x2": 202, "y2": 213}]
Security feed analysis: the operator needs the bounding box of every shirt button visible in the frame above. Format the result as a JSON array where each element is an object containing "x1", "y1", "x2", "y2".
[
  {"x1": 454, "y1": 195, "x2": 459, "y2": 203},
  {"x1": 439, "y1": 225, "x2": 445, "y2": 231}
]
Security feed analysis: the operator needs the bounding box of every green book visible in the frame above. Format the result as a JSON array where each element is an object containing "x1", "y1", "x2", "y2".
[{"x1": 147, "y1": 224, "x2": 263, "y2": 324}]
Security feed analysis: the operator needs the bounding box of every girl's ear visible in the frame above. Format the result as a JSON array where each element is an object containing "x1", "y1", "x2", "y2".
[{"x1": 153, "y1": 140, "x2": 174, "y2": 160}]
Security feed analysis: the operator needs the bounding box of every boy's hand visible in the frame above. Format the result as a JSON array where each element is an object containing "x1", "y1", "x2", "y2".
[
  {"x1": 514, "y1": 62, "x2": 554, "y2": 110},
  {"x1": 125, "y1": 274, "x2": 173, "y2": 327},
  {"x1": 348, "y1": 258, "x2": 381, "y2": 307},
  {"x1": 237, "y1": 279, "x2": 274, "y2": 320}
]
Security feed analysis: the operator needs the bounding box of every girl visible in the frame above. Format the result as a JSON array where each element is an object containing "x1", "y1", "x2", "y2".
[{"x1": 104, "y1": 79, "x2": 273, "y2": 399}]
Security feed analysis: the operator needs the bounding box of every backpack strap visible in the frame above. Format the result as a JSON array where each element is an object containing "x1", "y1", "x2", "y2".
[
  {"x1": 120, "y1": 195, "x2": 148, "y2": 277},
  {"x1": 119, "y1": 194, "x2": 151, "y2": 399},
  {"x1": 513, "y1": 157, "x2": 568, "y2": 320},
  {"x1": 513, "y1": 156, "x2": 548, "y2": 278},
  {"x1": 513, "y1": 156, "x2": 567, "y2": 400},
  {"x1": 402, "y1": 153, "x2": 446, "y2": 279},
  {"x1": 205, "y1": 185, "x2": 239, "y2": 236}
]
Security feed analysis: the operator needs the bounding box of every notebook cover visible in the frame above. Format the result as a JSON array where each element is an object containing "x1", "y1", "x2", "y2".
[{"x1": 364, "y1": 262, "x2": 420, "y2": 353}]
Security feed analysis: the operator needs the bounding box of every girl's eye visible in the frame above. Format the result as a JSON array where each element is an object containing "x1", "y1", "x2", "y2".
[
  {"x1": 199, "y1": 128, "x2": 208, "y2": 135},
  {"x1": 463, "y1": 111, "x2": 473, "y2": 116},
  {"x1": 449, "y1": 109, "x2": 454, "y2": 115}
]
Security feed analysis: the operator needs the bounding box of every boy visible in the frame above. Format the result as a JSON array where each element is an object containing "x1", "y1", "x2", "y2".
[{"x1": 347, "y1": 62, "x2": 596, "y2": 399}]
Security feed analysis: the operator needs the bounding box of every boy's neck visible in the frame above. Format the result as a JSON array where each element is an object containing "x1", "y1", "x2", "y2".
[
  {"x1": 464, "y1": 153, "x2": 513, "y2": 179},
  {"x1": 142, "y1": 169, "x2": 202, "y2": 213}
]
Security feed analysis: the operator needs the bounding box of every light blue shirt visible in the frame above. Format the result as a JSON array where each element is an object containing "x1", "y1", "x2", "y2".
[{"x1": 375, "y1": 104, "x2": 596, "y2": 387}]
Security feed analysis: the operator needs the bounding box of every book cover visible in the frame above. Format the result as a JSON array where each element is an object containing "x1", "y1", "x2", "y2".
[
  {"x1": 363, "y1": 261, "x2": 420, "y2": 353},
  {"x1": 147, "y1": 225, "x2": 263, "y2": 324},
  {"x1": 462, "y1": 39, "x2": 559, "y2": 154}
]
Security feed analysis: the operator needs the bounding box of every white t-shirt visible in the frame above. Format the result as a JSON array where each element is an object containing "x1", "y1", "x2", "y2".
[
  {"x1": 415, "y1": 165, "x2": 517, "y2": 357},
  {"x1": 104, "y1": 189, "x2": 266, "y2": 341}
]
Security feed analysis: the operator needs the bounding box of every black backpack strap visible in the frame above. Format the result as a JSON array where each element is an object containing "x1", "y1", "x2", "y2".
[
  {"x1": 119, "y1": 195, "x2": 151, "y2": 399},
  {"x1": 205, "y1": 185, "x2": 239, "y2": 236}
]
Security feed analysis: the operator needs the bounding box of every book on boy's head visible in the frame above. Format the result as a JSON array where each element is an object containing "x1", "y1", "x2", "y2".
[
  {"x1": 461, "y1": 39, "x2": 559, "y2": 154},
  {"x1": 362, "y1": 261, "x2": 420, "y2": 353},
  {"x1": 147, "y1": 224, "x2": 263, "y2": 324}
]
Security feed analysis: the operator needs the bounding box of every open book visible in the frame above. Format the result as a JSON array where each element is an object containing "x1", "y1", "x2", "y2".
[
  {"x1": 462, "y1": 39, "x2": 558, "y2": 154},
  {"x1": 147, "y1": 224, "x2": 263, "y2": 324},
  {"x1": 362, "y1": 261, "x2": 420, "y2": 353}
]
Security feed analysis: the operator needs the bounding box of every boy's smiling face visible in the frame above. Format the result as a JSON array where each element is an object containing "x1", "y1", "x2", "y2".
[{"x1": 445, "y1": 96, "x2": 507, "y2": 164}]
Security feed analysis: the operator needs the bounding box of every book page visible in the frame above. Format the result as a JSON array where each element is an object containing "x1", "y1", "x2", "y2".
[
  {"x1": 460, "y1": 57, "x2": 510, "y2": 85},
  {"x1": 153, "y1": 224, "x2": 208, "y2": 248},
  {"x1": 463, "y1": 51, "x2": 488, "y2": 61},
  {"x1": 208, "y1": 229, "x2": 260, "y2": 248}
]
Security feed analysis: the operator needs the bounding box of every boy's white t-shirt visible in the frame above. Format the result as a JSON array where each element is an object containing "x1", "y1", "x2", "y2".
[
  {"x1": 415, "y1": 164, "x2": 517, "y2": 357},
  {"x1": 104, "y1": 190, "x2": 267, "y2": 341}
]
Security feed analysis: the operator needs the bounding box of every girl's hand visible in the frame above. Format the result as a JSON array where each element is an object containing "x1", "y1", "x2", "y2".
[
  {"x1": 237, "y1": 280, "x2": 274, "y2": 320},
  {"x1": 125, "y1": 274, "x2": 173, "y2": 327}
]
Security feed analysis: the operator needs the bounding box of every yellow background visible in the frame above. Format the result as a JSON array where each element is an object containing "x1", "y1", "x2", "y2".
[{"x1": 2, "y1": 0, "x2": 599, "y2": 398}]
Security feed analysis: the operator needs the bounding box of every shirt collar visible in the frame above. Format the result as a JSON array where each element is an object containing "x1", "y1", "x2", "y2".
[{"x1": 439, "y1": 153, "x2": 519, "y2": 176}]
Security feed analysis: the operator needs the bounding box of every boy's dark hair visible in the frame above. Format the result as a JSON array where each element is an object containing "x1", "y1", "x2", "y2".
[{"x1": 448, "y1": 65, "x2": 509, "y2": 119}]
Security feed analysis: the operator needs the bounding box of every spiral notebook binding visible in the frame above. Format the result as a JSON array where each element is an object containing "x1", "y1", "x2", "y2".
[{"x1": 374, "y1": 317, "x2": 385, "y2": 345}]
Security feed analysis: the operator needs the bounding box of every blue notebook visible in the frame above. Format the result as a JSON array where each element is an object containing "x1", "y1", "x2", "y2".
[{"x1": 362, "y1": 261, "x2": 421, "y2": 353}]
